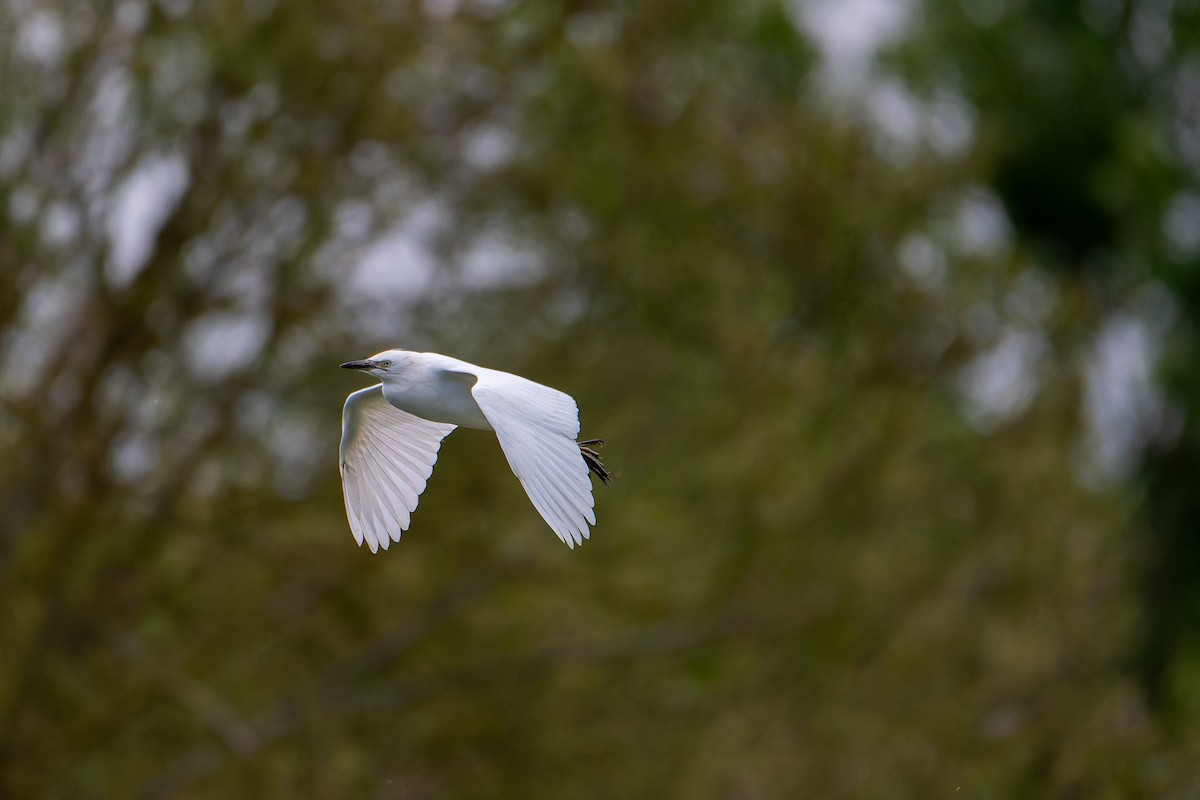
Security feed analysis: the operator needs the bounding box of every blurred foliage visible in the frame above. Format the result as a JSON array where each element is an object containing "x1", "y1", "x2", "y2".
[
  {"x1": 1, "y1": 0, "x2": 1199, "y2": 797},
  {"x1": 897, "y1": 0, "x2": 1200, "y2": 740}
]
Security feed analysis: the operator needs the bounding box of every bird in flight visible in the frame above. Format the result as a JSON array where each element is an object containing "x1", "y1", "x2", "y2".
[{"x1": 339, "y1": 349, "x2": 609, "y2": 552}]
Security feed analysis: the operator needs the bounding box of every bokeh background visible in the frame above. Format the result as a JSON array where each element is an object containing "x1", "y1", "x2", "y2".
[{"x1": 3, "y1": 0, "x2": 1200, "y2": 796}]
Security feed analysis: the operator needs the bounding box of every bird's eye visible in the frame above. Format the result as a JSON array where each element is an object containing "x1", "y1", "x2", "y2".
[{"x1": 379, "y1": 360, "x2": 392, "y2": 368}]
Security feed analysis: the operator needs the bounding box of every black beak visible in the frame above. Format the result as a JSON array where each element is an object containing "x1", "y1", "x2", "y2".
[{"x1": 340, "y1": 360, "x2": 377, "y2": 370}]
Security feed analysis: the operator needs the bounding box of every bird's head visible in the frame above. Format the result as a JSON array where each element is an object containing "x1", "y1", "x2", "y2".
[{"x1": 340, "y1": 349, "x2": 407, "y2": 376}]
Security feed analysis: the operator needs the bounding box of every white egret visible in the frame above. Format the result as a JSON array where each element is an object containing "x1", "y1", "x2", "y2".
[{"x1": 339, "y1": 349, "x2": 609, "y2": 552}]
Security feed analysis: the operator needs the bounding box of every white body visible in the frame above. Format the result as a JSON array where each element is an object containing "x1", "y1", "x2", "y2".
[
  {"x1": 377, "y1": 352, "x2": 493, "y2": 430},
  {"x1": 339, "y1": 349, "x2": 598, "y2": 551}
]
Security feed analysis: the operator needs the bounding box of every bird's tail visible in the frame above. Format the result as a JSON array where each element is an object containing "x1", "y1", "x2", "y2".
[{"x1": 579, "y1": 439, "x2": 611, "y2": 486}]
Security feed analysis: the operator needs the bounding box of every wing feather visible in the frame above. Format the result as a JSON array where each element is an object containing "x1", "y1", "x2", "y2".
[
  {"x1": 519, "y1": 467, "x2": 580, "y2": 544},
  {"x1": 360, "y1": 436, "x2": 421, "y2": 510},
  {"x1": 518, "y1": 434, "x2": 596, "y2": 532},
  {"x1": 340, "y1": 386, "x2": 456, "y2": 552},
  {"x1": 368, "y1": 426, "x2": 445, "y2": 481},
  {"x1": 469, "y1": 369, "x2": 597, "y2": 548},
  {"x1": 344, "y1": 468, "x2": 368, "y2": 547},
  {"x1": 514, "y1": 470, "x2": 574, "y2": 543},
  {"x1": 358, "y1": 442, "x2": 413, "y2": 532}
]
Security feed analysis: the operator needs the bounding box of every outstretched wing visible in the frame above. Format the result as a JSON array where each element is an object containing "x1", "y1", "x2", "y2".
[
  {"x1": 339, "y1": 386, "x2": 456, "y2": 552},
  {"x1": 469, "y1": 369, "x2": 596, "y2": 548}
]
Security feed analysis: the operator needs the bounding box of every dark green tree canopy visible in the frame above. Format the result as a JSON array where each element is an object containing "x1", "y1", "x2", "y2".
[{"x1": 2, "y1": 1, "x2": 1199, "y2": 796}]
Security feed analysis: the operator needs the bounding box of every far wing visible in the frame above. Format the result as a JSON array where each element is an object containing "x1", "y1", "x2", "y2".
[
  {"x1": 470, "y1": 370, "x2": 595, "y2": 548},
  {"x1": 339, "y1": 385, "x2": 456, "y2": 552}
]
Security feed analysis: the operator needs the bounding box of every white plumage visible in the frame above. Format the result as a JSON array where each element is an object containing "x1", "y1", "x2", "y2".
[{"x1": 338, "y1": 349, "x2": 608, "y2": 552}]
